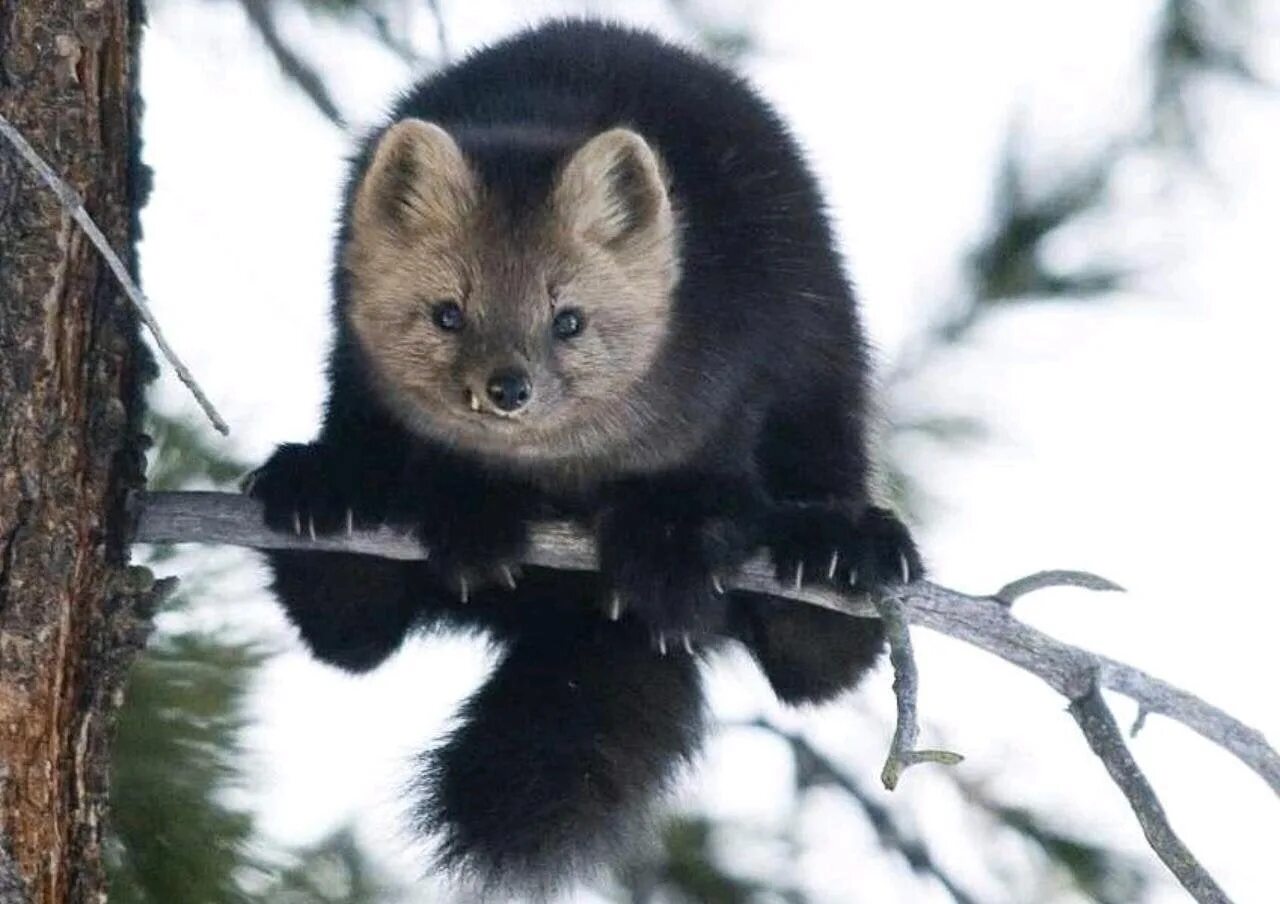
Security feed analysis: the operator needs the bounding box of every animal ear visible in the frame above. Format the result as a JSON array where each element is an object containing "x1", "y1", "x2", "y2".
[
  {"x1": 553, "y1": 128, "x2": 674, "y2": 251},
  {"x1": 353, "y1": 119, "x2": 475, "y2": 239}
]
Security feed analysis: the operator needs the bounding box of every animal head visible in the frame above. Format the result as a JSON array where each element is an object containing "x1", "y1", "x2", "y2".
[{"x1": 343, "y1": 119, "x2": 681, "y2": 465}]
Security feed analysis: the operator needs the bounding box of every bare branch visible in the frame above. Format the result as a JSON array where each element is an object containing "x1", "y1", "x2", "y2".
[
  {"x1": 0, "y1": 114, "x2": 230, "y2": 436},
  {"x1": 131, "y1": 490, "x2": 1280, "y2": 901},
  {"x1": 874, "y1": 594, "x2": 963, "y2": 790},
  {"x1": 425, "y1": 0, "x2": 451, "y2": 63},
  {"x1": 993, "y1": 569, "x2": 1125, "y2": 605},
  {"x1": 130, "y1": 492, "x2": 1280, "y2": 792},
  {"x1": 237, "y1": 0, "x2": 346, "y2": 129},
  {"x1": 363, "y1": 7, "x2": 422, "y2": 65},
  {"x1": 1069, "y1": 680, "x2": 1231, "y2": 903}
]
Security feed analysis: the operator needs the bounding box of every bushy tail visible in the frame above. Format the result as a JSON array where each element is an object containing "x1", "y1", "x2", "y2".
[{"x1": 415, "y1": 598, "x2": 705, "y2": 897}]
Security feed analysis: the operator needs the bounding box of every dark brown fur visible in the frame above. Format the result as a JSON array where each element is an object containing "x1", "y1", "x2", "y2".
[{"x1": 248, "y1": 21, "x2": 923, "y2": 897}]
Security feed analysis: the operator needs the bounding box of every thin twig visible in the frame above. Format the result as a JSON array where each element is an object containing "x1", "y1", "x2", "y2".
[
  {"x1": 130, "y1": 490, "x2": 1280, "y2": 902},
  {"x1": 0, "y1": 114, "x2": 230, "y2": 436},
  {"x1": 1069, "y1": 680, "x2": 1231, "y2": 903},
  {"x1": 425, "y1": 0, "x2": 451, "y2": 63},
  {"x1": 362, "y1": 8, "x2": 421, "y2": 65},
  {"x1": 994, "y1": 569, "x2": 1125, "y2": 605},
  {"x1": 1132, "y1": 704, "x2": 1151, "y2": 738},
  {"x1": 874, "y1": 594, "x2": 963, "y2": 789},
  {"x1": 237, "y1": 0, "x2": 346, "y2": 128}
]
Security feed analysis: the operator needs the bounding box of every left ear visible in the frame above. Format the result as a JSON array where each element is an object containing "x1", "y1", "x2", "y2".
[{"x1": 553, "y1": 128, "x2": 674, "y2": 252}]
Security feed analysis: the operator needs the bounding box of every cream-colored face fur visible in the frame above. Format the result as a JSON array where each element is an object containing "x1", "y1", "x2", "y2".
[{"x1": 344, "y1": 120, "x2": 680, "y2": 467}]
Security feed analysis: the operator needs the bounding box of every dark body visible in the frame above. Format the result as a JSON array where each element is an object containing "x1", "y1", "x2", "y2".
[{"x1": 250, "y1": 19, "x2": 921, "y2": 897}]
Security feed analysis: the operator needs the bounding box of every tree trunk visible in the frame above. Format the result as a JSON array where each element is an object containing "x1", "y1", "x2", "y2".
[{"x1": 0, "y1": 2, "x2": 150, "y2": 902}]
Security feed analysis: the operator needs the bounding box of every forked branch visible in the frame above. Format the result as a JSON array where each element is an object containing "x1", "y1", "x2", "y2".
[{"x1": 132, "y1": 491, "x2": 1277, "y2": 903}]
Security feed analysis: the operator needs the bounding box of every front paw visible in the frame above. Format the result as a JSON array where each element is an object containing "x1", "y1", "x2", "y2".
[
  {"x1": 765, "y1": 504, "x2": 924, "y2": 593},
  {"x1": 597, "y1": 509, "x2": 753, "y2": 649},
  {"x1": 245, "y1": 443, "x2": 385, "y2": 538},
  {"x1": 414, "y1": 503, "x2": 529, "y2": 600}
]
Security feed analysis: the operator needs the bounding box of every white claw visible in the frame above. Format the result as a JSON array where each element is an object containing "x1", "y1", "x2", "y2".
[
  {"x1": 307, "y1": 515, "x2": 316, "y2": 542},
  {"x1": 682, "y1": 634, "x2": 694, "y2": 655},
  {"x1": 459, "y1": 576, "x2": 469, "y2": 604},
  {"x1": 345, "y1": 508, "x2": 354, "y2": 537},
  {"x1": 500, "y1": 565, "x2": 517, "y2": 590},
  {"x1": 711, "y1": 574, "x2": 725, "y2": 595},
  {"x1": 899, "y1": 553, "x2": 911, "y2": 584},
  {"x1": 827, "y1": 550, "x2": 840, "y2": 580},
  {"x1": 657, "y1": 634, "x2": 668, "y2": 656},
  {"x1": 794, "y1": 561, "x2": 804, "y2": 590},
  {"x1": 292, "y1": 511, "x2": 301, "y2": 536},
  {"x1": 609, "y1": 593, "x2": 623, "y2": 621}
]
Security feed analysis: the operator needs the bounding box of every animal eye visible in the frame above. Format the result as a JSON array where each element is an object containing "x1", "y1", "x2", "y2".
[
  {"x1": 431, "y1": 300, "x2": 464, "y2": 332},
  {"x1": 552, "y1": 308, "x2": 584, "y2": 340}
]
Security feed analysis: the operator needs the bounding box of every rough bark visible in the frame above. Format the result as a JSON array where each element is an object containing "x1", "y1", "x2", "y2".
[{"x1": 0, "y1": 2, "x2": 150, "y2": 902}]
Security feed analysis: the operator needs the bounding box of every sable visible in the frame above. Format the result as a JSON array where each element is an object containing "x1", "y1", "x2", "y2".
[{"x1": 239, "y1": 21, "x2": 934, "y2": 894}]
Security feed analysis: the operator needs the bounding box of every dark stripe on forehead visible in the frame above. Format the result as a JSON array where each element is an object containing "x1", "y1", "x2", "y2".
[{"x1": 453, "y1": 125, "x2": 581, "y2": 225}]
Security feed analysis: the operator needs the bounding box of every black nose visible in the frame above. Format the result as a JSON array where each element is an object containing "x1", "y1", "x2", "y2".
[{"x1": 485, "y1": 369, "x2": 532, "y2": 412}]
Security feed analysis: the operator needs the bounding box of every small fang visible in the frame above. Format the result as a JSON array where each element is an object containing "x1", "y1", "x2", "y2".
[
  {"x1": 848, "y1": 568, "x2": 859, "y2": 588},
  {"x1": 291, "y1": 511, "x2": 301, "y2": 536},
  {"x1": 307, "y1": 515, "x2": 316, "y2": 542},
  {"x1": 468, "y1": 390, "x2": 480, "y2": 412},
  {"x1": 500, "y1": 565, "x2": 517, "y2": 589},
  {"x1": 609, "y1": 593, "x2": 622, "y2": 621},
  {"x1": 794, "y1": 562, "x2": 804, "y2": 590},
  {"x1": 711, "y1": 574, "x2": 725, "y2": 595},
  {"x1": 657, "y1": 634, "x2": 668, "y2": 656},
  {"x1": 345, "y1": 509, "x2": 354, "y2": 537},
  {"x1": 827, "y1": 551, "x2": 839, "y2": 580},
  {"x1": 899, "y1": 553, "x2": 911, "y2": 584},
  {"x1": 459, "y1": 576, "x2": 469, "y2": 604},
  {"x1": 682, "y1": 634, "x2": 694, "y2": 655}
]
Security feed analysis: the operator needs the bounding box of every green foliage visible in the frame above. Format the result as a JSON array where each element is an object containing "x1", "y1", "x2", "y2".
[
  {"x1": 260, "y1": 829, "x2": 399, "y2": 904},
  {"x1": 146, "y1": 413, "x2": 248, "y2": 491},
  {"x1": 881, "y1": 415, "x2": 988, "y2": 520},
  {"x1": 297, "y1": 0, "x2": 365, "y2": 14},
  {"x1": 108, "y1": 413, "x2": 260, "y2": 902},
  {"x1": 983, "y1": 802, "x2": 1148, "y2": 904},
  {"x1": 615, "y1": 815, "x2": 805, "y2": 904},
  {"x1": 964, "y1": 146, "x2": 1126, "y2": 311},
  {"x1": 106, "y1": 627, "x2": 266, "y2": 904},
  {"x1": 665, "y1": 0, "x2": 755, "y2": 62},
  {"x1": 120, "y1": 3, "x2": 1268, "y2": 900},
  {"x1": 656, "y1": 819, "x2": 759, "y2": 904},
  {"x1": 1151, "y1": 0, "x2": 1264, "y2": 152},
  {"x1": 110, "y1": 412, "x2": 400, "y2": 901}
]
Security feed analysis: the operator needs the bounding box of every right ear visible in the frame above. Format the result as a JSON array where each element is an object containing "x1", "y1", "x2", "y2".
[
  {"x1": 353, "y1": 119, "x2": 475, "y2": 239},
  {"x1": 553, "y1": 128, "x2": 673, "y2": 252}
]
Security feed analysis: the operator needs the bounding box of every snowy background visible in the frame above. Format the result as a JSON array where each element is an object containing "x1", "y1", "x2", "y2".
[{"x1": 132, "y1": 1, "x2": 1279, "y2": 901}]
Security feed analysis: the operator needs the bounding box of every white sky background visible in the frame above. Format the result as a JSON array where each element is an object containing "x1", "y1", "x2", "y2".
[{"x1": 136, "y1": 0, "x2": 1280, "y2": 901}]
